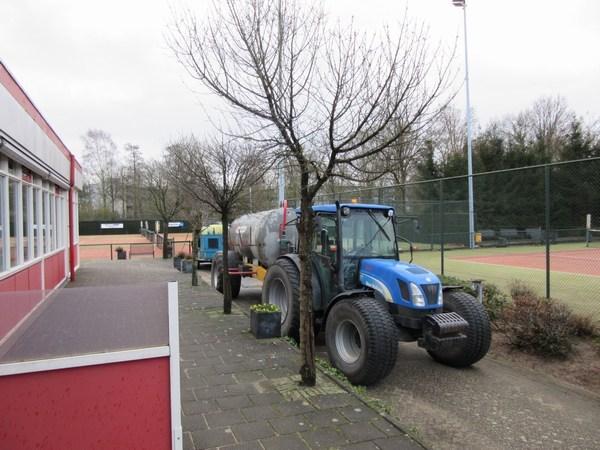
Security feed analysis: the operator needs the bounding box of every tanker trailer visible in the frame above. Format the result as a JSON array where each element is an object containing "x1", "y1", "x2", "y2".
[
  {"x1": 210, "y1": 207, "x2": 298, "y2": 298},
  {"x1": 211, "y1": 202, "x2": 491, "y2": 386}
]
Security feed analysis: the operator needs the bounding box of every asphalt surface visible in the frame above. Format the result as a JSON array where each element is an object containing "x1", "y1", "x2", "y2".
[{"x1": 204, "y1": 272, "x2": 600, "y2": 450}]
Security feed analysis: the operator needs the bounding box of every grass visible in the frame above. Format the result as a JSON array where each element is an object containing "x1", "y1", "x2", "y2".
[{"x1": 408, "y1": 242, "x2": 600, "y2": 322}]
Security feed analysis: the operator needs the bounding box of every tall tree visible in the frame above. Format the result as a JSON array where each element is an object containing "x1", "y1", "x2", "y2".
[
  {"x1": 169, "y1": 0, "x2": 454, "y2": 385},
  {"x1": 82, "y1": 129, "x2": 119, "y2": 215},
  {"x1": 146, "y1": 160, "x2": 186, "y2": 258},
  {"x1": 167, "y1": 137, "x2": 270, "y2": 314}
]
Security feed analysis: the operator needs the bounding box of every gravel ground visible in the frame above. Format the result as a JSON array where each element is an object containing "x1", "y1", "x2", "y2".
[{"x1": 217, "y1": 273, "x2": 600, "y2": 450}]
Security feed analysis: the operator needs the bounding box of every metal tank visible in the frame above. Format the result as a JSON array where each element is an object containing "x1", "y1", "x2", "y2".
[{"x1": 229, "y1": 208, "x2": 297, "y2": 268}]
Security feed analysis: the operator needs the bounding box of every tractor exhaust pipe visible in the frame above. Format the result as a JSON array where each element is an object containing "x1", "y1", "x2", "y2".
[{"x1": 335, "y1": 201, "x2": 344, "y2": 289}]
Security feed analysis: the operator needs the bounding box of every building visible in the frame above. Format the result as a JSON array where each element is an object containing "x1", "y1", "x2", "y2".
[{"x1": 0, "y1": 60, "x2": 82, "y2": 311}]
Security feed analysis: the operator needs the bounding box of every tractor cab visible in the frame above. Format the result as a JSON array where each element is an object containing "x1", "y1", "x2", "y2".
[{"x1": 312, "y1": 204, "x2": 397, "y2": 295}]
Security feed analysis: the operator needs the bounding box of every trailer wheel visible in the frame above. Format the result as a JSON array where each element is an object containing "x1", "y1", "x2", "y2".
[
  {"x1": 428, "y1": 291, "x2": 491, "y2": 367},
  {"x1": 210, "y1": 256, "x2": 241, "y2": 299},
  {"x1": 262, "y1": 259, "x2": 300, "y2": 340},
  {"x1": 211, "y1": 256, "x2": 223, "y2": 293},
  {"x1": 326, "y1": 297, "x2": 398, "y2": 385}
]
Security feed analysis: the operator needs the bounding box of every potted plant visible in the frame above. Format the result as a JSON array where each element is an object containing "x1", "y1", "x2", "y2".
[
  {"x1": 173, "y1": 251, "x2": 186, "y2": 270},
  {"x1": 181, "y1": 254, "x2": 193, "y2": 273},
  {"x1": 250, "y1": 303, "x2": 281, "y2": 339},
  {"x1": 115, "y1": 246, "x2": 127, "y2": 260}
]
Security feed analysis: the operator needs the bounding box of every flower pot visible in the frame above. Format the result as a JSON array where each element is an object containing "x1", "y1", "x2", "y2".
[
  {"x1": 173, "y1": 257, "x2": 182, "y2": 270},
  {"x1": 250, "y1": 310, "x2": 281, "y2": 339},
  {"x1": 116, "y1": 250, "x2": 127, "y2": 260},
  {"x1": 181, "y1": 259, "x2": 193, "y2": 273}
]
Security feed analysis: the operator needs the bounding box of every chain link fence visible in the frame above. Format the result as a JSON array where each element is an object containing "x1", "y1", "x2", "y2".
[{"x1": 282, "y1": 158, "x2": 600, "y2": 321}]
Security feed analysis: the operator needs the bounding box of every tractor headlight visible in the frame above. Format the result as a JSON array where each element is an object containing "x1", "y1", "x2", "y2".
[
  {"x1": 341, "y1": 206, "x2": 351, "y2": 216},
  {"x1": 409, "y1": 283, "x2": 426, "y2": 307},
  {"x1": 438, "y1": 286, "x2": 443, "y2": 305}
]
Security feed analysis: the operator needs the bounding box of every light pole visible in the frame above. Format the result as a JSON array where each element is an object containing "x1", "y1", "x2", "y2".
[{"x1": 453, "y1": 0, "x2": 475, "y2": 249}]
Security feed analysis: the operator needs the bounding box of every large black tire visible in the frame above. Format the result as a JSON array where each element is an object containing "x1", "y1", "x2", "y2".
[
  {"x1": 210, "y1": 255, "x2": 241, "y2": 299},
  {"x1": 211, "y1": 256, "x2": 223, "y2": 293},
  {"x1": 428, "y1": 290, "x2": 492, "y2": 367},
  {"x1": 262, "y1": 259, "x2": 300, "y2": 340},
  {"x1": 326, "y1": 297, "x2": 398, "y2": 385}
]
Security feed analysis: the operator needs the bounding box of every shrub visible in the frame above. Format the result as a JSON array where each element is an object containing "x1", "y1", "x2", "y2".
[
  {"x1": 250, "y1": 303, "x2": 280, "y2": 313},
  {"x1": 176, "y1": 251, "x2": 186, "y2": 259},
  {"x1": 568, "y1": 314, "x2": 599, "y2": 337},
  {"x1": 501, "y1": 288, "x2": 573, "y2": 358},
  {"x1": 439, "y1": 275, "x2": 508, "y2": 322}
]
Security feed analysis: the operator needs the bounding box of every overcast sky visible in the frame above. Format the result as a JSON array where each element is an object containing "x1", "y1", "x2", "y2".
[{"x1": 1, "y1": 0, "x2": 599, "y2": 162}]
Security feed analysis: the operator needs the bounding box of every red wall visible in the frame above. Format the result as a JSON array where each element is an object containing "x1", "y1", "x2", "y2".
[
  {"x1": 0, "y1": 262, "x2": 44, "y2": 341},
  {"x1": 0, "y1": 357, "x2": 171, "y2": 450},
  {"x1": 43, "y1": 250, "x2": 66, "y2": 291},
  {"x1": 0, "y1": 250, "x2": 68, "y2": 342}
]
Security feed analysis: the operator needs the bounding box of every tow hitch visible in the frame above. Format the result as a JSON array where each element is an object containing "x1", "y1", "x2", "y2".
[{"x1": 418, "y1": 312, "x2": 469, "y2": 352}]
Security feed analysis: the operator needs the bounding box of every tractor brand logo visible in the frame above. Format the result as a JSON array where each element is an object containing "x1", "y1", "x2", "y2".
[{"x1": 426, "y1": 277, "x2": 432, "y2": 282}]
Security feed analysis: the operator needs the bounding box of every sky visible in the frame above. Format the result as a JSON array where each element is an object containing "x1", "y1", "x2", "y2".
[{"x1": 1, "y1": 0, "x2": 599, "y2": 162}]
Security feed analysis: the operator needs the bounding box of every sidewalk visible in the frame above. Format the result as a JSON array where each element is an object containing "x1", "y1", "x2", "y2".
[{"x1": 70, "y1": 259, "x2": 420, "y2": 450}]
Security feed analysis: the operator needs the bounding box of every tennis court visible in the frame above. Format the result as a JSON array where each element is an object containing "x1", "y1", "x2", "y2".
[
  {"x1": 409, "y1": 242, "x2": 600, "y2": 321},
  {"x1": 453, "y1": 247, "x2": 600, "y2": 276},
  {"x1": 79, "y1": 233, "x2": 193, "y2": 260}
]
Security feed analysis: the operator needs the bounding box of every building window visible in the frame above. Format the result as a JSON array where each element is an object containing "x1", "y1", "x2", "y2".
[
  {"x1": 23, "y1": 184, "x2": 32, "y2": 261},
  {"x1": 8, "y1": 178, "x2": 20, "y2": 267},
  {"x1": 43, "y1": 191, "x2": 49, "y2": 253},
  {"x1": 0, "y1": 175, "x2": 5, "y2": 272},
  {"x1": 33, "y1": 187, "x2": 41, "y2": 258}
]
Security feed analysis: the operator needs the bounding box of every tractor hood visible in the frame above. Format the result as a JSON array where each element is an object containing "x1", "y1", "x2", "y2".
[{"x1": 359, "y1": 259, "x2": 442, "y2": 309}]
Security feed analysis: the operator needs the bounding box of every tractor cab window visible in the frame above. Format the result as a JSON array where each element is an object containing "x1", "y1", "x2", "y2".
[{"x1": 341, "y1": 209, "x2": 396, "y2": 259}]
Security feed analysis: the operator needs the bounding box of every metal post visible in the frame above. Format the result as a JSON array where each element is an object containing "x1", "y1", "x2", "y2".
[
  {"x1": 545, "y1": 166, "x2": 551, "y2": 299},
  {"x1": 455, "y1": 1, "x2": 475, "y2": 249},
  {"x1": 464, "y1": 4, "x2": 475, "y2": 249},
  {"x1": 440, "y1": 180, "x2": 445, "y2": 276}
]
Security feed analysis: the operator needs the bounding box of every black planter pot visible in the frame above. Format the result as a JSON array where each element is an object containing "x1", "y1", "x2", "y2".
[
  {"x1": 181, "y1": 259, "x2": 193, "y2": 273},
  {"x1": 116, "y1": 250, "x2": 127, "y2": 260},
  {"x1": 250, "y1": 310, "x2": 281, "y2": 339},
  {"x1": 173, "y1": 257, "x2": 182, "y2": 270}
]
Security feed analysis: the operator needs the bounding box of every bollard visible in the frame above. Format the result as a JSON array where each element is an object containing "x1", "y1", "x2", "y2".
[{"x1": 471, "y1": 279, "x2": 484, "y2": 303}]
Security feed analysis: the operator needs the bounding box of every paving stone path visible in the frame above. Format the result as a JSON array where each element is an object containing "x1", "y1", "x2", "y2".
[{"x1": 71, "y1": 259, "x2": 420, "y2": 450}]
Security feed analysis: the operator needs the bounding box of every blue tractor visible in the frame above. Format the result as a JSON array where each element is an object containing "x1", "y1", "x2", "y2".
[
  {"x1": 259, "y1": 202, "x2": 491, "y2": 385},
  {"x1": 198, "y1": 223, "x2": 223, "y2": 266}
]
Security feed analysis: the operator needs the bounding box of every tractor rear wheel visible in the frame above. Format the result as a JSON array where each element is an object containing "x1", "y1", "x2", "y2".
[
  {"x1": 262, "y1": 259, "x2": 300, "y2": 340},
  {"x1": 326, "y1": 297, "x2": 398, "y2": 385},
  {"x1": 427, "y1": 290, "x2": 491, "y2": 367}
]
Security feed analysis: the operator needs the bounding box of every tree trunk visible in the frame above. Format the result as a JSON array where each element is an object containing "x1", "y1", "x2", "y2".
[
  {"x1": 298, "y1": 184, "x2": 316, "y2": 386},
  {"x1": 221, "y1": 211, "x2": 232, "y2": 314},
  {"x1": 191, "y1": 226, "x2": 200, "y2": 286},
  {"x1": 162, "y1": 221, "x2": 170, "y2": 259}
]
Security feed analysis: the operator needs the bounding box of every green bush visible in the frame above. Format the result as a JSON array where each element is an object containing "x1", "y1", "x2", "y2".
[
  {"x1": 501, "y1": 288, "x2": 573, "y2": 358},
  {"x1": 250, "y1": 303, "x2": 280, "y2": 313},
  {"x1": 439, "y1": 275, "x2": 508, "y2": 322}
]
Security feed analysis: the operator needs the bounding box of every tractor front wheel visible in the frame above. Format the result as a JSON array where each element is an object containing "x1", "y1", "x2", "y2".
[
  {"x1": 326, "y1": 297, "x2": 398, "y2": 385},
  {"x1": 427, "y1": 290, "x2": 491, "y2": 367}
]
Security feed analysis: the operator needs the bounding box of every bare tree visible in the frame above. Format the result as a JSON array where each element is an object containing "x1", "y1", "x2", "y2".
[
  {"x1": 169, "y1": 0, "x2": 454, "y2": 385},
  {"x1": 82, "y1": 129, "x2": 120, "y2": 215},
  {"x1": 166, "y1": 137, "x2": 270, "y2": 314},
  {"x1": 146, "y1": 159, "x2": 186, "y2": 258}
]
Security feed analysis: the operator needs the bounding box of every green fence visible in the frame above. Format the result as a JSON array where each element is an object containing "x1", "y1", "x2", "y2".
[{"x1": 284, "y1": 158, "x2": 600, "y2": 321}]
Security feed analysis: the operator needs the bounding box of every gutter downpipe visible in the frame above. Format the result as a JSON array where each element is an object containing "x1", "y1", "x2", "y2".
[{"x1": 68, "y1": 154, "x2": 76, "y2": 281}]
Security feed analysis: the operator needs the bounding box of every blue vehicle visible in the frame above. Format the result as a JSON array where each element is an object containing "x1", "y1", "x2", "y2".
[
  {"x1": 198, "y1": 223, "x2": 223, "y2": 265},
  {"x1": 256, "y1": 203, "x2": 491, "y2": 385}
]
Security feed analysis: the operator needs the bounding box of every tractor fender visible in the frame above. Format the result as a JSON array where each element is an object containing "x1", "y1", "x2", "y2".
[
  {"x1": 275, "y1": 255, "x2": 323, "y2": 312},
  {"x1": 323, "y1": 289, "x2": 373, "y2": 326}
]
